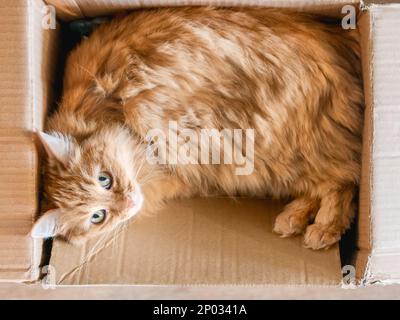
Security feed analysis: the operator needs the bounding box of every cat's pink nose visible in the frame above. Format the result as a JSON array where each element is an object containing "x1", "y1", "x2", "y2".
[{"x1": 125, "y1": 195, "x2": 135, "y2": 209}]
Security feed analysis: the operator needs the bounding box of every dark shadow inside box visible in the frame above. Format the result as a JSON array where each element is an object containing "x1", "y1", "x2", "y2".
[{"x1": 47, "y1": 21, "x2": 85, "y2": 117}]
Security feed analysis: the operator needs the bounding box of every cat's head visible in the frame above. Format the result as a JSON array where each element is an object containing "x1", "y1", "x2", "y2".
[{"x1": 31, "y1": 126, "x2": 145, "y2": 244}]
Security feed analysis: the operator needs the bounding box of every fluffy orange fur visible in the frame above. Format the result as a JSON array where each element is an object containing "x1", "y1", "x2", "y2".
[{"x1": 33, "y1": 7, "x2": 363, "y2": 249}]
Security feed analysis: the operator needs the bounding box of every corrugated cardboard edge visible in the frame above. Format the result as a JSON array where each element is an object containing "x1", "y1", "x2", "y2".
[
  {"x1": 351, "y1": 2, "x2": 373, "y2": 286},
  {"x1": 357, "y1": 2, "x2": 400, "y2": 286},
  {"x1": 24, "y1": 0, "x2": 60, "y2": 283},
  {"x1": 44, "y1": 0, "x2": 83, "y2": 20},
  {"x1": 25, "y1": 0, "x2": 43, "y2": 283},
  {"x1": 45, "y1": 0, "x2": 362, "y2": 20}
]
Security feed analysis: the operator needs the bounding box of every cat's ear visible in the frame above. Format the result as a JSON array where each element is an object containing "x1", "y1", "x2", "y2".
[
  {"x1": 38, "y1": 131, "x2": 74, "y2": 165},
  {"x1": 31, "y1": 209, "x2": 60, "y2": 239}
]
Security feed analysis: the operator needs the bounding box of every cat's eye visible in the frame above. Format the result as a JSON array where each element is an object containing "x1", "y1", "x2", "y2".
[
  {"x1": 98, "y1": 172, "x2": 112, "y2": 189},
  {"x1": 91, "y1": 209, "x2": 106, "y2": 224}
]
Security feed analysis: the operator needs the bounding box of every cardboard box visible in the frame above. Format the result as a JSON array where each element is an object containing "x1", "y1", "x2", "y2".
[{"x1": 0, "y1": 0, "x2": 399, "y2": 286}]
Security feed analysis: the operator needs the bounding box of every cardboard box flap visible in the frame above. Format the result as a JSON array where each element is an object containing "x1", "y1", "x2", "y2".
[
  {"x1": 0, "y1": 0, "x2": 36, "y2": 282},
  {"x1": 0, "y1": 0, "x2": 58, "y2": 282},
  {"x1": 361, "y1": 3, "x2": 400, "y2": 284},
  {"x1": 353, "y1": 9, "x2": 372, "y2": 281},
  {"x1": 50, "y1": 198, "x2": 341, "y2": 285},
  {"x1": 46, "y1": 0, "x2": 362, "y2": 20}
]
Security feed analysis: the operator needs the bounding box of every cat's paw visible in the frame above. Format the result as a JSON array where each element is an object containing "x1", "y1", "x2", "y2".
[
  {"x1": 273, "y1": 211, "x2": 309, "y2": 237},
  {"x1": 303, "y1": 223, "x2": 341, "y2": 250}
]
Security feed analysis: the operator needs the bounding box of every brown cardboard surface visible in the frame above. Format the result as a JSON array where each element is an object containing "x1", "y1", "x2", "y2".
[
  {"x1": 50, "y1": 198, "x2": 341, "y2": 285},
  {"x1": 0, "y1": 140, "x2": 36, "y2": 281},
  {"x1": 45, "y1": 0, "x2": 361, "y2": 20},
  {"x1": 0, "y1": 0, "x2": 58, "y2": 281},
  {"x1": 0, "y1": 0, "x2": 36, "y2": 281}
]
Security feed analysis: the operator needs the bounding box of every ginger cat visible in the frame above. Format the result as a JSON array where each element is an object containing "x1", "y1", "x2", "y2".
[{"x1": 32, "y1": 7, "x2": 363, "y2": 250}]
